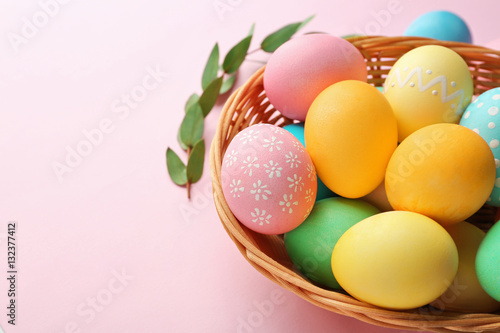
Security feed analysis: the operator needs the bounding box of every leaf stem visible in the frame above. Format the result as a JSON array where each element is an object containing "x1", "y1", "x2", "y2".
[{"x1": 247, "y1": 48, "x2": 261, "y2": 55}]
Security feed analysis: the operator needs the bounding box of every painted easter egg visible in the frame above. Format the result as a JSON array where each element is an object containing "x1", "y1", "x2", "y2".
[
  {"x1": 305, "y1": 80, "x2": 398, "y2": 198},
  {"x1": 404, "y1": 11, "x2": 472, "y2": 43},
  {"x1": 332, "y1": 211, "x2": 458, "y2": 310},
  {"x1": 460, "y1": 87, "x2": 500, "y2": 207},
  {"x1": 384, "y1": 45, "x2": 473, "y2": 142},
  {"x1": 385, "y1": 123, "x2": 496, "y2": 226},
  {"x1": 221, "y1": 124, "x2": 317, "y2": 235},
  {"x1": 476, "y1": 220, "x2": 500, "y2": 302},
  {"x1": 264, "y1": 33, "x2": 367, "y2": 121}
]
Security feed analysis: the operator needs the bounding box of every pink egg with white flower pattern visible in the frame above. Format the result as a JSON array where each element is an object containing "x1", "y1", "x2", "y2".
[{"x1": 221, "y1": 124, "x2": 317, "y2": 234}]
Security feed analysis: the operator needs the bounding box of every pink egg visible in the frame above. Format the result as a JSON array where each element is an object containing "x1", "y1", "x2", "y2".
[
  {"x1": 263, "y1": 34, "x2": 367, "y2": 121},
  {"x1": 221, "y1": 124, "x2": 317, "y2": 234}
]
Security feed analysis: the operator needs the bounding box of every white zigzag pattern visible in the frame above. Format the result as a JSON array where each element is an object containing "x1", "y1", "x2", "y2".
[{"x1": 384, "y1": 66, "x2": 466, "y2": 115}]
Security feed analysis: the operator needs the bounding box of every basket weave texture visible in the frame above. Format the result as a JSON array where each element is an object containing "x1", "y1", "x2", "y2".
[{"x1": 209, "y1": 36, "x2": 500, "y2": 333}]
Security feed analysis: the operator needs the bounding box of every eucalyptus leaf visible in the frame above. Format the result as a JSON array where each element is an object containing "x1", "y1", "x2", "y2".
[
  {"x1": 198, "y1": 76, "x2": 223, "y2": 116},
  {"x1": 202, "y1": 43, "x2": 220, "y2": 90},
  {"x1": 248, "y1": 23, "x2": 255, "y2": 36},
  {"x1": 220, "y1": 74, "x2": 237, "y2": 94},
  {"x1": 341, "y1": 34, "x2": 363, "y2": 39},
  {"x1": 177, "y1": 130, "x2": 188, "y2": 151},
  {"x1": 186, "y1": 139, "x2": 205, "y2": 183},
  {"x1": 166, "y1": 148, "x2": 187, "y2": 185},
  {"x1": 261, "y1": 15, "x2": 315, "y2": 53},
  {"x1": 222, "y1": 35, "x2": 252, "y2": 74},
  {"x1": 184, "y1": 93, "x2": 199, "y2": 113},
  {"x1": 179, "y1": 103, "x2": 204, "y2": 147},
  {"x1": 297, "y1": 14, "x2": 315, "y2": 31}
]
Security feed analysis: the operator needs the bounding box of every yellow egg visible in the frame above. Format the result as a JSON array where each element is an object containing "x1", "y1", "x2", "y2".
[
  {"x1": 331, "y1": 211, "x2": 458, "y2": 310},
  {"x1": 305, "y1": 80, "x2": 398, "y2": 198},
  {"x1": 431, "y1": 222, "x2": 500, "y2": 313},
  {"x1": 385, "y1": 123, "x2": 496, "y2": 226},
  {"x1": 384, "y1": 45, "x2": 473, "y2": 142}
]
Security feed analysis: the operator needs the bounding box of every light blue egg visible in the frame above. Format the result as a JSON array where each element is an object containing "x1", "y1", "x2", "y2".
[
  {"x1": 404, "y1": 11, "x2": 472, "y2": 44},
  {"x1": 283, "y1": 123, "x2": 338, "y2": 201},
  {"x1": 460, "y1": 87, "x2": 500, "y2": 206}
]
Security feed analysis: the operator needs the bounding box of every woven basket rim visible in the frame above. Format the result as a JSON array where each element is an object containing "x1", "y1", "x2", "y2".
[{"x1": 209, "y1": 35, "x2": 500, "y2": 333}]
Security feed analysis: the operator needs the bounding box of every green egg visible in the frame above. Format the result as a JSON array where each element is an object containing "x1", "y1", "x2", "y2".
[
  {"x1": 284, "y1": 197, "x2": 379, "y2": 289},
  {"x1": 476, "y1": 220, "x2": 500, "y2": 302}
]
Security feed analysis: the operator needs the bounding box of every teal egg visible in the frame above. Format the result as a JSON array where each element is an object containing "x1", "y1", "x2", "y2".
[
  {"x1": 283, "y1": 123, "x2": 337, "y2": 200},
  {"x1": 404, "y1": 11, "x2": 472, "y2": 43},
  {"x1": 460, "y1": 88, "x2": 500, "y2": 207},
  {"x1": 476, "y1": 220, "x2": 500, "y2": 302},
  {"x1": 284, "y1": 197, "x2": 380, "y2": 289}
]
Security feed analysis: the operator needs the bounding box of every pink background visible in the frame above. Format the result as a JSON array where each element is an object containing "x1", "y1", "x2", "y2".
[{"x1": 1, "y1": 1, "x2": 499, "y2": 332}]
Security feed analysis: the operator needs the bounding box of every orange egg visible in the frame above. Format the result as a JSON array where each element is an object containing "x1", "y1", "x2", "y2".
[
  {"x1": 305, "y1": 80, "x2": 398, "y2": 198},
  {"x1": 385, "y1": 123, "x2": 496, "y2": 226}
]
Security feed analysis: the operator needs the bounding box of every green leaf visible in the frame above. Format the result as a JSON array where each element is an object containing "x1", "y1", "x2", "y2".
[
  {"x1": 261, "y1": 15, "x2": 315, "y2": 53},
  {"x1": 184, "y1": 93, "x2": 199, "y2": 113},
  {"x1": 220, "y1": 74, "x2": 237, "y2": 94},
  {"x1": 179, "y1": 103, "x2": 204, "y2": 147},
  {"x1": 248, "y1": 23, "x2": 255, "y2": 36},
  {"x1": 186, "y1": 139, "x2": 205, "y2": 183},
  {"x1": 201, "y1": 43, "x2": 220, "y2": 90},
  {"x1": 342, "y1": 34, "x2": 363, "y2": 39},
  {"x1": 297, "y1": 14, "x2": 315, "y2": 31},
  {"x1": 198, "y1": 76, "x2": 223, "y2": 117},
  {"x1": 222, "y1": 34, "x2": 252, "y2": 74},
  {"x1": 166, "y1": 148, "x2": 187, "y2": 185},
  {"x1": 177, "y1": 130, "x2": 188, "y2": 151}
]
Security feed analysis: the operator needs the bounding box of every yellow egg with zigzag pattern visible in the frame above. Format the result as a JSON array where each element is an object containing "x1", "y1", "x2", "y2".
[{"x1": 384, "y1": 45, "x2": 473, "y2": 142}]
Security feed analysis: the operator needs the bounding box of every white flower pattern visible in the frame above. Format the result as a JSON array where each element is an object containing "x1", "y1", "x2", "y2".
[
  {"x1": 287, "y1": 174, "x2": 304, "y2": 192},
  {"x1": 229, "y1": 179, "x2": 244, "y2": 198},
  {"x1": 263, "y1": 136, "x2": 283, "y2": 152},
  {"x1": 306, "y1": 164, "x2": 316, "y2": 181},
  {"x1": 250, "y1": 180, "x2": 271, "y2": 201},
  {"x1": 269, "y1": 126, "x2": 285, "y2": 135},
  {"x1": 303, "y1": 206, "x2": 312, "y2": 219},
  {"x1": 239, "y1": 129, "x2": 260, "y2": 144},
  {"x1": 285, "y1": 151, "x2": 301, "y2": 168},
  {"x1": 225, "y1": 150, "x2": 238, "y2": 167},
  {"x1": 241, "y1": 156, "x2": 259, "y2": 176},
  {"x1": 250, "y1": 208, "x2": 272, "y2": 226},
  {"x1": 304, "y1": 188, "x2": 314, "y2": 202},
  {"x1": 292, "y1": 140, "x2": 305, "y2": 153},
  {"x1": 279, "y1": 193, "x2": 298, "y2": 213},
  {"x1": 264, "y1": 160, "x2": 282, "y2": 178}
]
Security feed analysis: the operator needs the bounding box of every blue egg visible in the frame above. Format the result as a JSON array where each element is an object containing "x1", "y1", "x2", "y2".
[
  {"x1": 404, "y1": 11, "x2": 472, "y2": 44},
  {"x1": 283, "y1": 123, "x2": 337, "y2": 201},
  {"x1": 460, "y1": 88, "x2": 500, "y2": 206}
]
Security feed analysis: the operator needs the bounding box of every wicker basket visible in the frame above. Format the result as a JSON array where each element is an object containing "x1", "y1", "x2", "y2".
[{"x1": 209, "y1": 36, "x2": 500, "y2": 333}]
